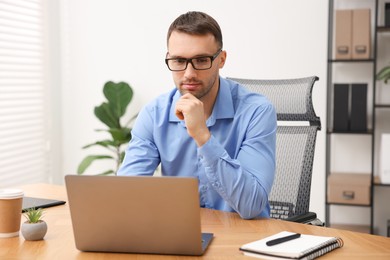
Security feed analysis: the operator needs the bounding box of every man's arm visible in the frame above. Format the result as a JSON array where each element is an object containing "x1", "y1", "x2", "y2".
[
  {"x1": 117, "y1": 107, "x2": 160, "y2": 176},
  {"x1": 176, "y1": 93, "x2": 276, "y2": 219},
  {"x1": 176, "y1": 92, "x2": 276, "y2": 219},
  {"x1": 200, "y1": 103, "x2": 276, "y2": 219}
]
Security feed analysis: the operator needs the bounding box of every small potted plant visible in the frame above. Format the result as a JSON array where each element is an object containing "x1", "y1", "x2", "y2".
[{"x1": 21, "y1": 207, "x2": 47, "y2": 241}]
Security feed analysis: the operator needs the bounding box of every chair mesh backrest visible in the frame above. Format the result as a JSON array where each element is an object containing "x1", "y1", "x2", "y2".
[
  {"x1": 227, "y1": 76, "x2": 321, "y2": 218},
  {"x1": 227, "y1": 76, "x2": 320, "y2": 125}
]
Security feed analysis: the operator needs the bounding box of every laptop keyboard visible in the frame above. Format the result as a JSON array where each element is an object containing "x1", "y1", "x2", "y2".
[{"x1": 269, "y1": 201, "x2": 294, "y2": 219}]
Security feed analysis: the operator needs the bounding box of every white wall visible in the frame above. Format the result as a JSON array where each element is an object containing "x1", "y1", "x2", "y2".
[{"x1": 56, "y1": 0, "x2": 329, "y2": 220}]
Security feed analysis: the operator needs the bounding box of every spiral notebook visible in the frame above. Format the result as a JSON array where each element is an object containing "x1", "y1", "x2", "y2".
[{"x1": 240, "y1": 231, "x2": 344, "y2": 259}]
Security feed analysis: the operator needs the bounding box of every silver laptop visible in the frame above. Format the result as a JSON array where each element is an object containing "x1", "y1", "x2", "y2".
[{"x1": 65, "y1": 175, "x2": 213, "y2": 256}]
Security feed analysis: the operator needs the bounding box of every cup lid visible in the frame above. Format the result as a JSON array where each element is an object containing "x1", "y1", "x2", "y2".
[{"x1": 0, "y1": 189, "x2": 24, "y2": 199}]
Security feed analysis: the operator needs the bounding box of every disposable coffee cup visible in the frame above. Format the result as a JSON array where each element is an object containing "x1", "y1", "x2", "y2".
[{"x1": 0, "y1": 189, "x2": 24, "y2": 238}]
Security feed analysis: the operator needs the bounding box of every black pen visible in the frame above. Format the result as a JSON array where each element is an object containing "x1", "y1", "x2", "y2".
[{"x1": 266, "y1": 233, "x2": 301, "y2": 246}]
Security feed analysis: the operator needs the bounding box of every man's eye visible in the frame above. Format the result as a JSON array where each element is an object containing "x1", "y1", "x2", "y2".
[
  {"x1": 195, "y1": 57, "x2": 209, "y2": 63},
  {"x1": 173, "y1": 59, "x2": 186, "y2": 64}
]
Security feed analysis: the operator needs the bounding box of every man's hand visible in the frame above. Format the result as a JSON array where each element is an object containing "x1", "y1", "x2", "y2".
[{"x1": 175, "y1": 93, "x2": 211, "y2": 146}]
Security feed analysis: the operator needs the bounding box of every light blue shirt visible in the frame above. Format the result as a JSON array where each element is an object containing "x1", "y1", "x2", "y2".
[{"x1": 118, "y1": 77, "x2": 276, "y2": 219}]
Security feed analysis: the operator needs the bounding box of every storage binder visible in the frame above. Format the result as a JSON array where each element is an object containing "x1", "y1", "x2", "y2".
[
  {"x1": 333, "y1": 84, "x2": 349, "y2": 132},
  {"x1": 350, "y1": 83, "x2": 367, "y2": 132},
  {"x1": 352, "y1": 9, "x2": 371, "y2": 59},
  {"x1": 386, "y1": 3, "x2": 390, "y2": 27},
  {"x1": 335, "y1": 10, "x2": 352, "y2": 59}
]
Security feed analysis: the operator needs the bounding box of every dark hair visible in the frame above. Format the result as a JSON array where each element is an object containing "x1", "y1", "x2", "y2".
[{"x1": 167, "y1": 11, "x2": 223, "y2": 49}]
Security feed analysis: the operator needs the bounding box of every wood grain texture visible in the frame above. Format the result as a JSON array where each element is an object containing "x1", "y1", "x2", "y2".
[{"x1": 1, "y1": 183, "x2": 389, "y2": 259}]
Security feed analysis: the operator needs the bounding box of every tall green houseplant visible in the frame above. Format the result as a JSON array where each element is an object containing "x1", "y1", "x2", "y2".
[{"x1": 77, "y1": 81, "x2": 136, "y2": 175}]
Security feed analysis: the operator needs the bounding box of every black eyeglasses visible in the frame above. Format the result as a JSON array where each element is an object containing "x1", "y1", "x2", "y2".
[{"x1": 165, "y1": 49, "x2": 222, "y2": 71}]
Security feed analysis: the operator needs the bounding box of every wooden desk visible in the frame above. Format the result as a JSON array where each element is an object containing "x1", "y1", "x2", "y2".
[{"x1": 1, "y1": 183, "x2": 389, "y2": 259}]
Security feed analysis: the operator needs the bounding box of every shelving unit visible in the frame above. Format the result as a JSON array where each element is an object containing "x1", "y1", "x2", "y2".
[{"x1": 326, "y1": 0, "x2": 390, "y2": 236}]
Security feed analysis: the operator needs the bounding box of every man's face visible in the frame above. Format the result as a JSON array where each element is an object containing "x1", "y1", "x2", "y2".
[{"x1": 167, "y1": 31, "x2": 226, "y2": 101}]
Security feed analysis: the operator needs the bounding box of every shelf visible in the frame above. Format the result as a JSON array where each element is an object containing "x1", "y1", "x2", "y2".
[
  {"x1": 375, "y1": 104, "x2": 390, "y2": 109},
  {"x1": 326, "y1": 202, "x2": 372, "y2": 207},
  {"x1": 374, "y1": 183, "x2": 390, "y2": 187},
  {"x1": 328, "y1": 59, "x2": 375, "y2": 63},
  {"x1": 326, "y1": 130, "x2": 373, "y2": 135},
  {"x1": 377, "y1": 26, "x2": 390, "y2": 33},
  {"x1": 326, "y1": 0, "x2": 386, "y2": 236},
  {"x1": 374, "y1": 176, "x2": 390, "y2": 186}
]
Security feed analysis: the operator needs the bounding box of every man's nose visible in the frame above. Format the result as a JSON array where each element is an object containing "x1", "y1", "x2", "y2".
[{"x1": 183, "y1": 61, "x2": 197, "y2": 77}]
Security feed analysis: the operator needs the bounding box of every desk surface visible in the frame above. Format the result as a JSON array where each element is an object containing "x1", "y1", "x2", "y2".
[{"x1": 1, "y1": 183, "x2": 389, "y2": 259}]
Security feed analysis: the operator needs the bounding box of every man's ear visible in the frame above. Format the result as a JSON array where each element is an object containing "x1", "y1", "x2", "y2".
[{"x1": 218, "y1": 50, "x2": 227, "y2": 69}]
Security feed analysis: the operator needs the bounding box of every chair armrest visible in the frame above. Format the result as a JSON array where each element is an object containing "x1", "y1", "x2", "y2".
[{"x1": 285, "y1": 212, "x2": 324, "y2": 226}]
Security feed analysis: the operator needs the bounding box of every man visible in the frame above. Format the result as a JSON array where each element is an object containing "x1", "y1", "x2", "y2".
[{"x1": 118, "y1": 11, "x2": 276, "y2": 219}]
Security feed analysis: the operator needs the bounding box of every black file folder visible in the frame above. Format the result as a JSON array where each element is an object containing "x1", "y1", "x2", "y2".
[
  {"x1": 350, "y1": 83, "x2": 367, "y2": 132},
  {"x1": 333, "y1": 84, "x2": 349, "y2": 132}
]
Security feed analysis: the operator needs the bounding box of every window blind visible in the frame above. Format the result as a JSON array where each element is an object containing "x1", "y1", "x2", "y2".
[{"x1": 0, "y1": 0, "x2": 50, "y2": 187}]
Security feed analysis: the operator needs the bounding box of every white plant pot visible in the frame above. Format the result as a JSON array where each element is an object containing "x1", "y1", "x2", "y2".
[{"x1": 21, "y1": 221, "x2": 47, "y2": 241}]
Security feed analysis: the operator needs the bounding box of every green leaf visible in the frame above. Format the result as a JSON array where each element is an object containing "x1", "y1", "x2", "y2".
[
  {"x1": 82, "y1": 140, "x2": 117, "y2": 149},
  {"x1": 103, "y1": 81, "x2": 133, "y2": 119},
  {"x1": 94, "y1": 103, "x2": 119, "y2": 128},
  {"x1": 120, "y1": 151, "x2": 126, "y2": 163},
  {"x1": 108, "y1": 127, "x2": 132, "y2": 143},
  {"x1": 78, "y1": 81, "x2": 136, "y2": 175},
  {"x1": 23, "y1": 207, "x2": 44, "y2": 223},
  {"x1": 98, "y1": 170, "x2": 115, "y2": 175},
  {"x1": 77, "y1": 155, "x2": 114, "y2": 174},
  {"x1": 377, "y1": 66, "x2": 390, "y2": 84}
]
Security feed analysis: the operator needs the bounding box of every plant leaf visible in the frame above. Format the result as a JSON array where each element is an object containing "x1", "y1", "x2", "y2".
[
  {"x1": 103, "y1": 81, "x2": 133, "y2": 119},
  {"x1": 98, "y1": 169, "x2": 115, "y2": 175},
  {"x1": 77, "y1": 80, "x2": 136, "y2": 175},
  {"x1": 108, "y1": 127, "x2": 132, "y2": 143},
  {"x1": 24, "y1": 207, "x2": 44, "y2": 223},
  {"x1": 120, "y1": 151, "x2": 126, "y2": 163},
  {"x1": 376, "y1": 66, "x2": 390, "y2": 84},
  {"x1": 82, "y1": 140, "x2": 117, "y2": 149},
  {"x1": 77, "y1": 155, "x2": 114, "y2": 174},
  {"x1": 94, "y1": 102, "x2": 120, "y2": 128}
]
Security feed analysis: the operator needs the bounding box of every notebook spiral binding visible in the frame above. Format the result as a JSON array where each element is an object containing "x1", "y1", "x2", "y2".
[{"x1": 301, "y1": 237, "x2": 344, "y2": 260}]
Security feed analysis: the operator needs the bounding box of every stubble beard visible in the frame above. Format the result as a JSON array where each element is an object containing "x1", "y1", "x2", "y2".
[{"x1": 178, "y1": 76, "x2": 218, "y2": 100}]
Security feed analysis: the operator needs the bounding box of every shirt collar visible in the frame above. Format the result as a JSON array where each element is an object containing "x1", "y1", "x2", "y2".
[{"x1": 169, "y1": 77, "x2": 235, "y2": 124}]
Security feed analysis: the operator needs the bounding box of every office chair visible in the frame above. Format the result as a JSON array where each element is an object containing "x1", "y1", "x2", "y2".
[{"x1": 227, "y1": 76, "x2": 323, "y2": 225}]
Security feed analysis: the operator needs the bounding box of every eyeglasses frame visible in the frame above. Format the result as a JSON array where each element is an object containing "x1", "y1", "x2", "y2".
[{"x1": 165, "y1": 49, "x2": 222, "y2": 71}]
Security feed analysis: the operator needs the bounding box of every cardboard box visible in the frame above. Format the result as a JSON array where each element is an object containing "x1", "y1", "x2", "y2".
[
  {"x1": 335, "y1": 10, "x2": 352, "y2": 59},
  {"x1": 327, "y1": 173, "x2": 371, "y2": 205},
  {"x1": 352, "y1": 9, "x2": 371, "y2": 59}
]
